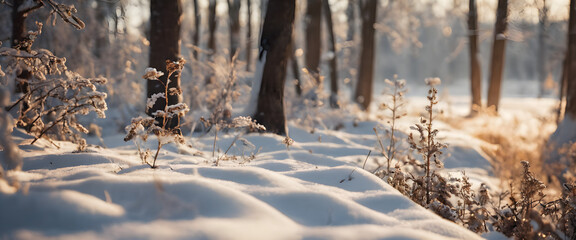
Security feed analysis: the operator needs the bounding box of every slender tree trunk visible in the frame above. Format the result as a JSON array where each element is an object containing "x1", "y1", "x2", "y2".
[
  {"x1": 354, "y1": 0, "x2": 378, "y2": 111},
  {"x1": 565, "y1": 0, "x2": 576, "y2": 119},
  {"x1": 486, "y1": 0, "x2": 508, "y2": 113},
  {"x1": 305, "y1": 0, "x2": 322, "y2": 84},
  {"x1": 323, "y1": 0, "x2": 339, "y2": 108},
  {"x1": 227, "y1": 0, "x2": 241, "y2": 59},
  {"x1": 11, "y1": 0, "x2": 42, "y2": 97},
  {"x1": 208, "y1": 0, "x2": 218, "y2": 54},
  {"x1": 346, "y1": 0, "x2": 356, "y2": 42},
  {"x1": 538, "y1": 0, "x2": 549, "y2": 98},
  {"x1": 557, "y1": 56, "x2": 568, "y2": 123},
  {"x1": 291, "y1": 34, "x2": 303, "y2": 96},
  {"x1": 245, "y1": 0, "x2": 253, "y2": 71},
  {"x1": 253, "y1": 0, "x2": 295, "y2": 135},
  {"x1": 147, "y1": 0, "x2": 183, "y2": 130},
  {"x1": 94, "y1": 1, "x2": 110, "y2": 59},
  {"x1": 192, "y1": 0, "x2": 201, "y2": 59},
  {"x1": 468, "y1": 0, "x2": 482, "y2": 116}
]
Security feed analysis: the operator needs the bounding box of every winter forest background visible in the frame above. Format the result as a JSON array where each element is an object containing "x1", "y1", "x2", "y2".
[{"x1": 1, "y1": 0, "x2": 576, "y2": 239}]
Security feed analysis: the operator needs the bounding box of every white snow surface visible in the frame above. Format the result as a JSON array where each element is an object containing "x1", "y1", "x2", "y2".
[{"x1": 0, "y1": 96, "x2": 557, "y2": 240}]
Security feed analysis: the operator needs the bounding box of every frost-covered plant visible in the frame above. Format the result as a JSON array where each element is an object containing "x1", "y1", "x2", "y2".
[
  {"x1": 407, "y1": 78, "x2": 447, "y2": 205},
  {"x1": 124, "y1": 59, "x2": 189, "y2": 168},
  {"x1": 491, "y1": 161, "x2": 556, "y2": 239},
  {"x1": 374, "y1": 76, "x2": 407, "y2": 177},
  {"x1": 200, "y1": 115, "x2": 265, "y2": 166},
  {"x1": 0, "y1": 26, "x2": 107, "y2": 149}
]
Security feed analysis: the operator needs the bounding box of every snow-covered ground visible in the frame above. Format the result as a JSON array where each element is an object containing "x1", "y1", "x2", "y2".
[{"x1": 0, "y1": 95, "x2": 557, "y2": 240}]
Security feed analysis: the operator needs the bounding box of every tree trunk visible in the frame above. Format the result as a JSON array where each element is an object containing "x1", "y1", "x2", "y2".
[
  {"x1": 12, "y1": 0, "x2": 30, "y2": 51},
  {"x1": 565, "y1": 0, "x2": 576, "y2": 119},
  {"x1": 486, "y1": 0, "x2": 508, "y2": 113},
  {"x1": 354, "y1": 0, "x2": 378, "y2": 111},
  {"x1": 545, "y1": 0, "x2": 576, "y2": 179},
  {"x1": 208, "y1": 0, "x2": 218, "y2": 55},
  {"x1": 305, "y1": 0, "x2": 322, "y2": 84},
  {"x1": 11, "y1": 0, "x2": 43, "y2": 96},
  {"x1": 346, "y1": 0, "x2": 356, "y2": 42},
  {"x1": 253, "y1": 0, "x2": 295, "y2": 136},
  {"x1": 94, "y1": 1, "x2": 110, "y2": 59},
  {"x1": 227, "y1": 0, "x2": 241, "y2": 59},
  {"x1": 538, "y1": 0, "x2": 549, "y2": 98},
  {"x1": 147, "y1": 0, "x2": 182, "y2": 130},
  {"x1": 468, "y1": 0, "x2": 482, "y2": 116},
  {"x1": 192, "y1": 0, "x2": 201, "y2": 59},
  {"x1": 323, "y1": 0, "x2": 339, "y2": 108},
  {"x1": 245, "y1": 0, "x2": 253, "y2": 71},
  {"x1": 291, "y1": 34, "x2": 303, "y2": 96}
]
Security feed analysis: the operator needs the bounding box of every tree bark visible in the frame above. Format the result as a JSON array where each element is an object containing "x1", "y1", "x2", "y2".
[
  {"x1": 147, "y1": 0, "x2": 182, "y2": 130},
  {"x1": 323, "y1": 0, "x2": 339, "y2": 108},
  {"x1": 305, "y1": 0, "x2": 322, "y2": 84},
  {"x1": 354, "y1": 0, "x2": 378, "y2": 111},
  {"x1": 468, "y1": 0, "x2": 482, "y2": 116},
  {"x1": 253, "y1": 0, "x2": 295, "y2": 135},
  {"x1": 486, "y1": 0, "x2": 508, "y2": 113},
  {"x1": 227, "y1": 0, "x2": 241, "y2": 59}
]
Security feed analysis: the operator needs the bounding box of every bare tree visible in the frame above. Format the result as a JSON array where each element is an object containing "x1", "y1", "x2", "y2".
[
  {"x1": 305, "y1": 0, "x2": 322, "y2": 84},
  {"x1": 468, "y1": 0, "x2": 482, "y2": 116},
  {"x1": 147, "y1": 0, "x2": 183, "y2": 130},
  {"x1": 486, "y1": 0, "x2": 508, "y2": 113},
  {"x1": 354, "y1": 0, "x2": 378, "y2": 111},
  {"x1": 227, "y1": 0, "x2": 241, "y2": 59},
  {"x1": 253, "y1": 0, "x2": 295, "y2": 135},
  {"x1": 323, "y1": 0, "x2": 339, "y2": 108}
]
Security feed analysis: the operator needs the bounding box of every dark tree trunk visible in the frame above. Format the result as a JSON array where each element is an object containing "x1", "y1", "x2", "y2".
[
  {"x1": 208, "y1": 0, "x2": 218, "y2": 54},
  {"x1": 227, "y1": 0, "x2": 241, "y2": 59},
  {"x1": 245, "y1": 0, "x2": 253, "y2": 71},
  {"x1": 537, "y1": 0, "x2": 549, "y2": 98},
  {"x1": 323, "y1": 0, "x2": 339, "y2": 108},
  {"x1": 12, "y1": 0, "x2": 29, "y2": 51},
  {"x1": 468, "y1": 0, "x2": 482, "y2": 116},
  {"x1": 354, "y1": 0, "x2": 377, "y2": 111},
  {"x1": 11, "y1": 0, "x2": 43, "y2": 97},
  {"x1": 253, "y1": 0, "x2": 295, "y2": 135},
  {"x1": 486, "y1": 0, "x2": 508, "y2": 113},
  {"x1": 147, "y1": 0, "x2": 182, "y2": 130},
  {"x1": 305, "y1": 0, "x2": 322, "y2": 84},
  {"x1": 565, "y1": 0, "x2": 576, "y2": 119},
  {"x1": 192, "y1": 0, "x2": 201, "y2": 59}
]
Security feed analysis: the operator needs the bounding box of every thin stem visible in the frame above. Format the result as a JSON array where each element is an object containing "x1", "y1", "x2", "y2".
[
  {"x1": 425, "y1": 88, "x2": 437, "y2": 205},
  {"x1": 151, "y1": 141, "x2": 162, "y2": 168}
]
